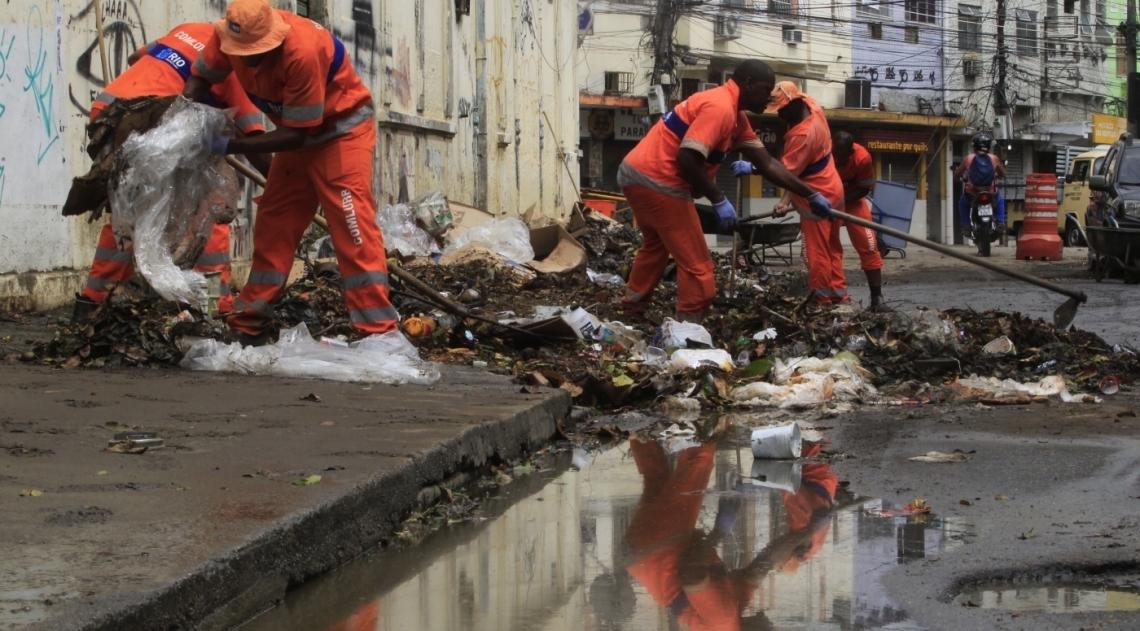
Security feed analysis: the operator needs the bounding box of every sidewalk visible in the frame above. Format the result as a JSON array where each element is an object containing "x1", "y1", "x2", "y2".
[{"x1": 0, "y1": 363, "x2": 570, "y2": 631}]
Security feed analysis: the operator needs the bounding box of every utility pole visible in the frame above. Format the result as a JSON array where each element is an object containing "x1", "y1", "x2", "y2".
[
  {"x1": 994, "y1": 0, "x2": 1009, "y2": 117},
  {"x1": 1125, "y1": 0, "x2": 1139, "y2": 134},
  {"x1": 651, "y1": 0, "x2": 679, "y2": 102}
]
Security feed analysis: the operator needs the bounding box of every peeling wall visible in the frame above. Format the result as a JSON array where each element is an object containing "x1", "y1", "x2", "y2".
[{"x1": 0, "y1": 0, "x2": 580, "y2": 302}]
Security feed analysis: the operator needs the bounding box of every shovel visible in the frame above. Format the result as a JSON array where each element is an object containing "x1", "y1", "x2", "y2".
[{"x1": 834, "y1": 208, "x2": 1087, "y2": 328}]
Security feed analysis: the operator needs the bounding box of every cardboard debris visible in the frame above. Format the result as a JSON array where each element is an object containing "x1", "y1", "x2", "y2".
[{"x1": 527, "y1": 225, "x2": 588, "y2": 274}]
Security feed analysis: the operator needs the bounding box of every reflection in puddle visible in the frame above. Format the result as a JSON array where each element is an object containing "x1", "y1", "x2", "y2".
[
  {"x1": 955, "y1": 585, "x2": 1140, "y2": 613},
  {"x1": 243, "y1": 441, "x2": 974, "y2": 631}
]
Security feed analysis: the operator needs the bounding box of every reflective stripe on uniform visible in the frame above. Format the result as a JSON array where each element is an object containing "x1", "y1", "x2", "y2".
[
  {"x1": 342, "y1": 271, "x2": 389, "y2": 290},
  {"x1": 219, "y1": 284, "x2": 232, "y2": 296},
  {"x1": 195, "y1": 252, "x2": 231, "y2": 266},
  {"x1": 234, "y1": 298, "x2": 275, "y2": 318},
  {"x1": 349, "y1": 306, "x2": 399, "y2": 324},
  {"x1": 94, "y1": 247, "x2": 133, "y2": 263},
  {"x1": 193, "y1": 55, "x2": 230, "y2": 82},
  {"x1": 283, "y1": 103, "x2": 324, "y2": 125},
  {"x1": 246, "y1": 270, "x2": 288, "y2": 286},
  {"x1": 234, "y1": 112, "x2": 264, "y2": 131},
  {"x1": 304, "y1": 104, "x2": 376, "y2": 146},
  {"x1": 94, "y1": 91, "x2": 117, "y2": 105},
  {"x1": 86, "y1": 277, "x2": 113, "y2": 290}
]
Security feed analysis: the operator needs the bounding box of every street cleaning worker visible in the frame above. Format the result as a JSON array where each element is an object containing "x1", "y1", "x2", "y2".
[
  {"x1": 955, "y1": 132, "x2": 1006, "y2": 238},
  {"x1": 73, "y1": 22, "x2": 268, "y2": 322},
  {"x1": 617, "y1": 60, "x2": 833, "y2": 323},
  {"x1": 832, "y1": 132, "x2": 888, "y2": 311},
  {"x1": 184, "y1": 0, "x2": 397, "y2": 346},
  {"x1": 735, "y1": 81, "x2": 846, "y2": 305}
]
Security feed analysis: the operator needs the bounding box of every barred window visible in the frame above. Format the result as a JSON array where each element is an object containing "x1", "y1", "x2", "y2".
[
  {"x1": 906, "y1": 0, "x2": 936, "y2": 23},
  {"x1": 1016, "y1": 9, "x2": 1037, "y2": 56},
  {"x1": 958, "y1": 5, "x2": 981, "y2": 50}
]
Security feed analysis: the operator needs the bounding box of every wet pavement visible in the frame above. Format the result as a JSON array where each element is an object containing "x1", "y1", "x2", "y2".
[{"x1": 242, "y1": 438, "x2": 975, "y2": 631}]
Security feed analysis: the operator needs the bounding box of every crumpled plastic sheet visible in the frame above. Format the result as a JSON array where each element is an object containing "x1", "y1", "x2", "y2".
[
  {"x1": 730, "y1": 356, "x2": 878, "y2": 408},
  {"x1": 180, "y1": 324, "x2": 441, "y2": 385},
  {"x1": 408, "y1": 190, "x2": 454, "y2": 236},
  {"x1": 899, "y1": 309, "x2": 959, "y2": 353},
  {"x1": 955, "y1": 374, "x2": 1096, "y2": 403},
  {"x1": 653, "y1": 318, "x2": 714, "y2": 349},
  {"x1": 377, "y1": 203, "x2": 438, "y2": 258},
  {"x1": 108, "y1": 97, "x2": 238, "y2": 311},
  {"x1": 444, "y1": 218, "x2": 535, "y2": 263}
]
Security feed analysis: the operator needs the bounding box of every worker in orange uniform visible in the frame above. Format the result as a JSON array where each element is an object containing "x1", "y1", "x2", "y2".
[
  {"x1": 618, "y1": 60, "x2": 834, "y2": 323},
  {"x1": 734, "y1": 82, "x2": 846, "y2": 305},
  {"x1": 832, "y1": 132, "x2": 888, "y2": 311},
  {"x1": 73, "y1": 22, "x2": 268, "y2": 322},
  {"x1": 184, "y1": 0, "x2": 396, "y2": 346}
]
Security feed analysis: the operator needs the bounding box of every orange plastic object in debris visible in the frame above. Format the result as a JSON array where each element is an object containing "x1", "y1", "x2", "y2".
[
  {"x1": 583, "y1": 199, "x2": 617, "y2": 218},
  {"x1": 402, "y1": 315, "x2": 437, "y2": 338}
]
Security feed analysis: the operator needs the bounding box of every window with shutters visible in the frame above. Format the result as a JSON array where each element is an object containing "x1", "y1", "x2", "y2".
[
  {"x1": 1016, "y1": 10, "x2": 1037, "y2": 55},
  {"x1": 869, "y1": 22, "x2": 884, "y2": 39},
  {"x1": 958, "y1": 5, "x2": 981, "y2": 50},
  {"x1": 905, "y1": 26, "x2": 920, "y2": 43}
]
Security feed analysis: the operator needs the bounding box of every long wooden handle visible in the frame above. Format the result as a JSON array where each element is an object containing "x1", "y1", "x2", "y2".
[
  {"x1": 836, "y1": 208, "x2": 1087, "y2": 303},
  {"x1": 93, "y1": 0, "x2": 110, "y2": 84},
  {"x1": 225, "y1": 155, "x2": 266, "y2": 186}
]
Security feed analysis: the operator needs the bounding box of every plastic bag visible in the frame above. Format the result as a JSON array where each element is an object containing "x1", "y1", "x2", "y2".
[
  {"x1": 408, "y1": 190, "x2": 454, "y2": 236},
  {"x1": 180, "y1": 324, "x2": 440, "y2": 385},
  {"x1": 670, "y1": 349, "x2": 735, "y2": 371},
  {"x1": 653, "y1": 318, "x2": 714, "y2": 349},
  {"x1": 108, "y1": 98, "x2": 238, "y2": 310},
  {"x1": 377, "y1": 203, "x2": 437, "y2": 258},
  {"x1": 901, "y1": 309, "x2": 959, "y2": 353},
  {"x1": 444, "y1": 218, "x2": 535, "y2": 263},
  {"x1": 731, "y1": 356, "x2": 877, "y2": 408}
]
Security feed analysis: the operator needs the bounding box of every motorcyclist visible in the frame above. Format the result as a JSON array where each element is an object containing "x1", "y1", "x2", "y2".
[{"x1": 955, "y1": 133, "x2": 1006, "y2": 239}]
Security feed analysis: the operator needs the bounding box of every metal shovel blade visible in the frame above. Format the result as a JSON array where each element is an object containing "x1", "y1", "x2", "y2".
[{"x1": 1053, "y1": 295, "x2": 1083, "y2": 329}]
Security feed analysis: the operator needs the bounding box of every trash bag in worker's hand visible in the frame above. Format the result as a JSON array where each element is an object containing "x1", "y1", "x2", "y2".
[{"x1": 108, "y1": 97, "x2": 239, "y2": 311}]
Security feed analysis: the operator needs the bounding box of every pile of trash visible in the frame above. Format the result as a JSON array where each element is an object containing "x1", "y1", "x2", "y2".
[{"x1": 29, "y1": 183, "x2": 1140, "y2": 408}]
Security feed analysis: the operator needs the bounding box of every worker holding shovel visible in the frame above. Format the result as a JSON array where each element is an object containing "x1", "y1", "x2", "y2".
[
  {"x1": 71, "y1": 22, "x2": 268, "y2": 322},
  {"x1": 832, "y1": 132, "x2": 889, "y2": 311},
  {"x1": 184, "y1": 0, "x2": 397, "y2": 346},
  {"x1": 617, "y1": 60, "x2": 833, "y2": 324}
]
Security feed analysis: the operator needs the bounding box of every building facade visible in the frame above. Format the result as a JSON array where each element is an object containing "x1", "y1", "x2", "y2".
[{"x1": 0, "y1": 0, "x2": 580, "y2": 311}]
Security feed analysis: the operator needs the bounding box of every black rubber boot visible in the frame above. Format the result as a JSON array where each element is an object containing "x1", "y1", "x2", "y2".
[
  {"x1": 870, "y1": 294, "x2": 894, "y2": 313},
  {"x1": 71, "y1": 294, "x2": 99, "y2": 324}
]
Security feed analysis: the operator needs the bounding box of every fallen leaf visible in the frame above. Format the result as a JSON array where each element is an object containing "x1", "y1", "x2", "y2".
[
  {"x1": 19, "y1": 489, "x2": 43, "y2": 497},
  {"x1": 104, "y1": 421, "x2": 133, "y2": 432},
  {"x1": 96, "y1": 470, "x2": 108, "y2": 476},
  {"x1": 1017, "y1": 528, "x2": 1035, "y2": 540},
  {"x1": 560, "y1": 381, "x2": 584, "y2": 397},
  {"x1": 176, "y1": 486, "x2": 190, "y2": 491},
  {"x1": 909, "y1": 451, "x2": 970, "y2": 463},
  {"x1": 293, "y1": 474, "x2": 322, "y2": 486},
  {"x1": 105, "y1": 441, "x2": 148, "y2": 454},
  {"x1": 995, "y1": 494, "x2": 1010, "y2": 500},
  {"x1": 612, "y1": 374, "x2": 634, "y2": 388},
  {"x1": 959, "y1": 499, "x2": 973, "y2": 506},
  {"x1": 299, "y1": 393, "x2": 322, "y2": 402},
  {"x1": 319, "y1": 420, "x2": 336, "y2": 426}
]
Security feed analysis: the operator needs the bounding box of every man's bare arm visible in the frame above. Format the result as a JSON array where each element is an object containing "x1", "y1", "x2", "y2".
[{"x1": 677, "y1": 148, "x2": 726, "y2": 203}]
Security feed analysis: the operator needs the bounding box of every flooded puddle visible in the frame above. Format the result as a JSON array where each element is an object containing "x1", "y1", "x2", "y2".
[
  {"x1": 242, "y1": 440, "x2": 974, "y2": 631},
  {"x1": 955, "y1": 585, "x2": 1140, "y2": 613}
]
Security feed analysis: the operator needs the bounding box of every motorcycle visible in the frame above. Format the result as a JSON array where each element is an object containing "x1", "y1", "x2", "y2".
[{"x1": 968, "y1": 191, "x2": 1001, "y2": 257}]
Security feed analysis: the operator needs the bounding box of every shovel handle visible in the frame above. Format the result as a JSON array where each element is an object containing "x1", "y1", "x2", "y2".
[{"x1": 835, "y1": 209, "x2": 1087, "y2": 303}]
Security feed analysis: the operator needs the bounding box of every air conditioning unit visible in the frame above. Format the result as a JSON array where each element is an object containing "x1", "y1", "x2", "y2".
[
  {"x1": 844, "y1": 78, "x2": 872, "y2": 109},
  {"x1": 782, "y1": 28, "x2": 804, "y2": 44},
  {"x1": 715, "y1": 13, "x2": 742, "y2": 39},
  {"x1": 698, "y1": 82, "x2": 720, "y2": 92},
  {"x1": 963, "y1": 59, "x2": 981, "y2": 78}
]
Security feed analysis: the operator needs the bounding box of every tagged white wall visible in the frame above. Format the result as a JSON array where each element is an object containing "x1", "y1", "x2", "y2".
[{"x1": 0, "y1": 0, "x2": 580, "y2": 310}]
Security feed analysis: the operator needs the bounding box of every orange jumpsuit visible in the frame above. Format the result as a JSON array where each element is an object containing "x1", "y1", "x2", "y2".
[
  {"x1": 831, "y1": 142, "x2": 883, "y2": 282},
  {"x1": 780, "y1": 96, "x2": 846, "y2": 304},
  {"x1": 778, "y1": 464, "x2": 839, "y2": 574},
  {"x1": 618, "y1": 79, "x2": 765, "y2": 319},
  {"x1": 82, "y1": 23, "x2": 266, "y2": 312},
  {"x1": 194, "y1": 12, "x2": 398, "y2": 335}
]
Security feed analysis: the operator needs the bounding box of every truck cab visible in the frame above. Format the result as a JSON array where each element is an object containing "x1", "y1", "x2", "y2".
[
  {"x1": 1089, "y1": 135, "x2": 1140, "y2": 229},
  {"x1": 1059, "y1": 147, "x2": 1108, "y2": 245}
]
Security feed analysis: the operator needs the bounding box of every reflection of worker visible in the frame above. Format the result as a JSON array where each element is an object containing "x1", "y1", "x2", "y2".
[
  {"x1": 736, "y1": 82, "x2": 846, "y2": 305},
  {"x1": 73, "y1": 22, "x2": 268, "y2": 322},
  {"x1": 623, "y1": 437, "x2": 840, "y2": 631},
  {"x1": 185, "y1": 0, "x2": 397, "y2": 346},
  {"x1": 617, "y1": 61, "x2": 833, "y2": 323},
  {"x1": 832, "y1": 132, "x2": 888, "y2": 311}
]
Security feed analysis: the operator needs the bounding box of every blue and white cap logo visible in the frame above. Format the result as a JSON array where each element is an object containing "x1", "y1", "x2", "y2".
[{"x1": 228, "y1": 20, "x2": 242, "y2": 34}]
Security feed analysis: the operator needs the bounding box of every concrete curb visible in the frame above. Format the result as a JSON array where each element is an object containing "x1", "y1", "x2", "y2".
[{"x1": 39, "y1": 389, "x2": 571, "y2": 631}]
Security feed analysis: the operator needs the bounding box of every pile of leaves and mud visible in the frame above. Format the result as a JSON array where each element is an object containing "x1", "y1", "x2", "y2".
[{"x1": 21, "y1": 210, "x2": 1140, "y2": 412}]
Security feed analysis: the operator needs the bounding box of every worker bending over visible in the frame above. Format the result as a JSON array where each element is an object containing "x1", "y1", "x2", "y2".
[
  {"x1": 735, "y1": 82, "x2": 846, "y2": 305},
  {"x1": 832, "y1": 132, "x2": 888, "y2": 311},
  {"x1": 73, "y1": 22, "x2": 267, "y2": 322},
  {"x1": 185, "y1": 0, "x2": 397, "y2": 346},
  {"x1": 618, "y1": 60, "x2": 833, "y2": 323}
]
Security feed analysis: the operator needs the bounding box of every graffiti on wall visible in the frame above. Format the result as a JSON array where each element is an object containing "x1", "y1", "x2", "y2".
[
  {"x1": 855, "y1": 65, "x2": 938, "y2": 86},
  {"x1": 386, "y1": 37, "x2": 412, "y2": 109},
  {"x1": 67, "y1": 0, "x2": 147, "y2": 116},
  {"x1": 24, "y1": 5, "x2": 61, "y2": 164},
  {"x1": 333, "y1": 0, "x2": 377, "y2": 80}
]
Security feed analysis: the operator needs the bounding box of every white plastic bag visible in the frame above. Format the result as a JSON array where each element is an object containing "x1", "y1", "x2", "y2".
[
  {"x1": 670, "y1": 349, "x2": 735, "y2": 371},
  {"x1": 108, "y1": 98, "x2": 238, "y2": 310},
  {"x1": 408, "y1": 190, "x2": 454, "y2": 236},
  {"x1": 444, "y1": 218, "x2": 535, "y2": 263},
  {"x1": 653, "y1": 318, "x2": 714, "y2": 349},
  {"x1": 180, "y1": 324, "x2": 440, "y2": 385},
  {"x1": 377, "y1": 203, "x2": 437, "y2": 258}
]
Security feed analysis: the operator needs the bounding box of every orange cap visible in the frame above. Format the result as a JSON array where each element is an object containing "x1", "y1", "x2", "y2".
[
  {"x1": 215, "y1": 0, "x2": 291, "y2": 56},
  {"x1": 765, "y1": 81, "x2": 804, "y2": 114}
]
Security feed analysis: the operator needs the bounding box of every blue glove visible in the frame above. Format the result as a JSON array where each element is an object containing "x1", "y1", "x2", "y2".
[
  {"x1": 732, "y1": 160, "x2": 756, "y2": 177},
  {"x1": 208, "y1": 131, "x2": 230, "y2": 156},
  {"x1": 806, "y1": 192, "x2": 833, "y2": 219},
  {"x1": 713, "y1": 197, "x2": 738, "y2": 232}
]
